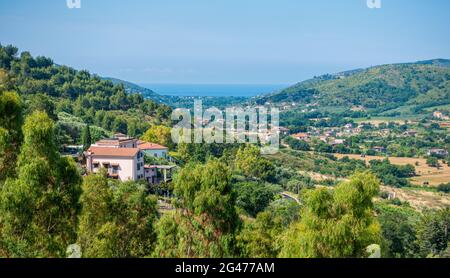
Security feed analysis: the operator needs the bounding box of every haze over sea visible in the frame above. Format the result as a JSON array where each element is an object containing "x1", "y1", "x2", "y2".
[{"x1": 141, "y1": 84, "x2": 287, "y2": 97}]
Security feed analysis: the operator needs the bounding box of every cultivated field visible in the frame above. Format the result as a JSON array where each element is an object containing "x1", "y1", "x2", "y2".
[{"x1": 333, "y1": 154, "x2": 450, "y2": 186}]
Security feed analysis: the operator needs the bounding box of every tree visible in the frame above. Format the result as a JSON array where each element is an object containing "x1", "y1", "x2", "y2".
[
  {"x1": 25, "y1": 93, "x2": 58, "y2": 121},
  {"x1": 280, "y1": 172, "x2": 381, "y2": 258},
  {"x1": 426, "y1": 157, "x2": 440, "y2": 168},
  {"x1": 141, "y1": 125, "x2": 173, "y2": 149},
  {"x1": 77, "y1": 173, "x2": 159, "y2": 258},
  {"x1": 235, "y1": 145, "x2": 276, "y2": 182},
  {"x1": 375, "y1": 203, "x2": 420, "y2": 258},
  {"x1": 0, "y1": 91, "x2": 23, "y2": 182},
  {"x1": 81, "y1": 125, "x2": 92, "y2": 151},
  {"x1": 238, "y1": 211, "x2": 282, "y2": 258},
  {"x1": 235, "y1": 182, "x2": 277, "y2": 217},
  {"x1": 0, "y1": 111, "x2": 82, "y2": 257},
  {"x1": 415, "y1": 208, "x2": 450, "y2": 258},
  {"x1": 154, "y1": 159, "x2": 240, "y2": 258}
]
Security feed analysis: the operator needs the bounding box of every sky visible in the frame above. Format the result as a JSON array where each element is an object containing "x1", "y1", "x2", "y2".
[{"x1": 1, "y1": 0, "x2": 450, "y2": 85}]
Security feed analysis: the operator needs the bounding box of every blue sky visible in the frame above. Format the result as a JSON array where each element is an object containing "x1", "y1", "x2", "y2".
[{"x1": 1, "y1": 0, "x2": 449, "y2": 85}]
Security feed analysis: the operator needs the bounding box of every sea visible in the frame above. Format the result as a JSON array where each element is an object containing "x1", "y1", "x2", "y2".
[{"x1": 140, "y1": 84, "x2": 287, "y2": 98}]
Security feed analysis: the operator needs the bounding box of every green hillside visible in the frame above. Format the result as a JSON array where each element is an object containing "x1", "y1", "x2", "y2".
[
  {"x1": 105, "y1": 77, "x2": 248, "y2": 109},
  {"x1": 256, "y1": 60, "x2": 450, "y2": 116},
  {"x1": 0, "y1": 44, "x2": 172, "y2": 144}
]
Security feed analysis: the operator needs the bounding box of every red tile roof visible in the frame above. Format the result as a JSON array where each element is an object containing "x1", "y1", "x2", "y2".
[
  {"x1": 87, "y1": 147, "x2": 139, "y2": 158},
  {"x1": 138, "y1": 142, "x2": 168, "y2": 150}
]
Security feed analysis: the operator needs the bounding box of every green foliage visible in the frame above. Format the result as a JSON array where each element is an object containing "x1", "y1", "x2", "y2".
[
  {"x1": 285, "y1": 136, "x2": 311, "y2": 151},
  {"x1": 0, "y1": 91, "x2": 23, "y2": 182},
  {"x1": 426, "y1": 156, "x2": 440, "y2": 168},
  {"x1": 0, "y1": 44, "x2": 172, "y2": 143},
  {"x1": 258, "y1": 62, "x2": 450, "y2": 116},
  {"x1": 234, "y1": 182, "x2": 279, "y2": 217},
  {"x1": 24, "y1": 93, "x2": 57, "y2": 121},
  {"x1": 237, "y1": 211, "x2": 283, "y2": 258},
  {"x1": 77, "y1": 173, "x2": 158, "y2": 258},
  {"x1": 0, "y1": 111, "x2": 82, "y2": 257},
  {"x1": 280, "y1": 172, "x2": 381, "y2": 258},
  {"x1": 235, "y1": 145, "x2": 276, "y2": 182},
  {"x1": 436, "y1": 183, "x2": 450, "y2": 194},
  {"x1": 154, "y1": 159, "x2": 240, "y2": 258},
  {"x1": 141, "y1": 125, "x2": 174, "y2": 149},
  {"x1": 369, "y1": 159, "x2": 415, "y2": 188},
  {"x1": 81, "y1": 125, "x2": 92, "y2": 151},
  {"x1": 237, "y1": 199, "x2": 301, "y2": 258},
  {"x1": 415, "y1": 208, "x2": 450, "y2": 258},
  {"x1": 375, "y1": 203, "x2": 420, "y2": 258}
]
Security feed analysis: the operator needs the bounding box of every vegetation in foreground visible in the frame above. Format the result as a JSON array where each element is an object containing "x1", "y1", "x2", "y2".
[{"x1": 1, "y1": 44, "x2": 449, "y2": 258}]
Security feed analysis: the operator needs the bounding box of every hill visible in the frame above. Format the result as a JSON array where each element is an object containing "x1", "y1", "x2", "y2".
[
  {"x1": 255, "y1": 59, "x2": 450, "y2": 116},
  {"x1": 104, "y1": 77, "x2": 248, "y2": 109},
  {"x1": 0, "y1": 44, "x2": 172, "y2": 144},
  {"x1": 103, "y1": 77, "x2": 169, "y2": 104}
]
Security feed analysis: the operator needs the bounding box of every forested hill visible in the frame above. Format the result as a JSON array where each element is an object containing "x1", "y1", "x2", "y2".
[
  {"x1": 0, "y1": 44, "x2": 172, "y2": 141},
  {"x1": 255, "y1": 59, "x2": 450, "y2": 115},
  {"x1": 104, "y1": 77, "x2": 249, "y2": 109},
  {"x1": 103, "y1": 77, "x2": 169, "y2": 104}
]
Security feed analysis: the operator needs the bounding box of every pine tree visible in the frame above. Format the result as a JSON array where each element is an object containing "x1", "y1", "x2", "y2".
[
  {"x1": 77, "y1": 172, "x2": 159, "y2": 258},
  {"x1": 154, "y1": 159, "x2": 241, "y2": 258},
  {"x1": 82, "y1": 124, "x2": 92, "y2": 151},
  {"x1": 0, "y1": 111, "x2": 82, "y2": 257},
  {"x1": 280, "y1": 172, "x2": 381, "y2": 258},
  {"x1": 0, "y1": 91, "x2": 23, "y2": 182}
]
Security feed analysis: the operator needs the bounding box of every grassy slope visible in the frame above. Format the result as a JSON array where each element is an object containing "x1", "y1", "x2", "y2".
[{"x1": 257, "y1": 60, "x2": 450, "y2": 115}]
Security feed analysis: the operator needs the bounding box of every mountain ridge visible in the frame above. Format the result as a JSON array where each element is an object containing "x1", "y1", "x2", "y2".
[{"x1": 254, "y1": 59, "x2": 450, "y2": 116}]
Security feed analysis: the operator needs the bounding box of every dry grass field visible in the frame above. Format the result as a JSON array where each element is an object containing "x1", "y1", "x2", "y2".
[
  {"x1": 380, "y1": 186, "x2": 450, "y2": 210},
  {"x1": 333, "y1": 154, "x2": 450, "y2": 186}
]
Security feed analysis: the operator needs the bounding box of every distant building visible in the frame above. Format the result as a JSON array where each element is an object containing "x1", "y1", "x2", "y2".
[
  {"x1": 433, "y1": 111, "x2": 450, "y2": 120},
  {"x1": 427, "y1": 148, "x2": 449, "y2": 157},
  {"x1": 403, "y1": 130, "x2": 418, "y2": 137},
  {"x1": 344, "y1": 123, "x2": 353, "y2": 129},
  {"x1": 85, "y1": 147, "x2": 145, "y2": 181},
  {"x1": 372, "y1": 146, "x2": 387, "y2": 153},
  {"x1": 138, "y1": 141, "x2": 169, "y2": 159},
  {"x1": 331, "y1": 139, "x2": 346, "y2": 146},
  {"x1": 276, "y1": 127, "x2": 291, "y2": 135},
  {"x1": 292, "y1": 132, "x2": 310, "y2": 142}
]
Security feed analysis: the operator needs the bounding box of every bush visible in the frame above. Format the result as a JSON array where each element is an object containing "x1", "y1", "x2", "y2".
[
  {"x1": 234, "y1": 182, "x2": 280, "y2": 217},
  {"x1": 437, "y1": 183, "x2": 450, "y2": 194}
]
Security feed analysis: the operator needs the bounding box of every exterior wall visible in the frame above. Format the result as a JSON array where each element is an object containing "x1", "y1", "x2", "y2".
[
  {"x1": 91, "y1": 156, "x2": 135, "y2": 181},
  {"x1": 119, "y1": 140, "x2": 138, "y2": 148},
  {"x1": 135, "y1": 151, "x2": 145, "y2": 179},
  {"x1": 143, "y1": 149, "x2": 168, "y2": 159},
  {"x1": 88, "y1": 151, "x2": 145, "y2": 181},
  {"x1": 144, "y1": 168, "x2": 157, "y2": 184}
]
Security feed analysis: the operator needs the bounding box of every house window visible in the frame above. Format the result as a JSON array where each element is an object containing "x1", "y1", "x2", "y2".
[{"x1": 137, "y1": 164, "x2": 141, "y2": 171}]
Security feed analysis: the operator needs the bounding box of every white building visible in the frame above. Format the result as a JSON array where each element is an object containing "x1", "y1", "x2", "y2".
[
  {"x1": 85, "y1": 147, "x2": 145, "y2": 181},
  {"x1": 138, "y1": 141, "x2": 169, "y2": 159},
  {"x1": 428, "y1": 148, "x2": 449, "y2": 157},
  {"x1": 92, "y1": 137, "x2": 138, "y2": 148}
]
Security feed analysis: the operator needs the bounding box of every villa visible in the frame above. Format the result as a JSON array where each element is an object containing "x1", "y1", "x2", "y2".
[
  {"x1": 85, "y1": 135, "x2": 173, "y2": 183},
  {"x1": 137, "y1": 141, "x2": 169, "y2": 159},
  {"x1": 85, "y1": 146, "x2": 145, "y2": 181}
]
